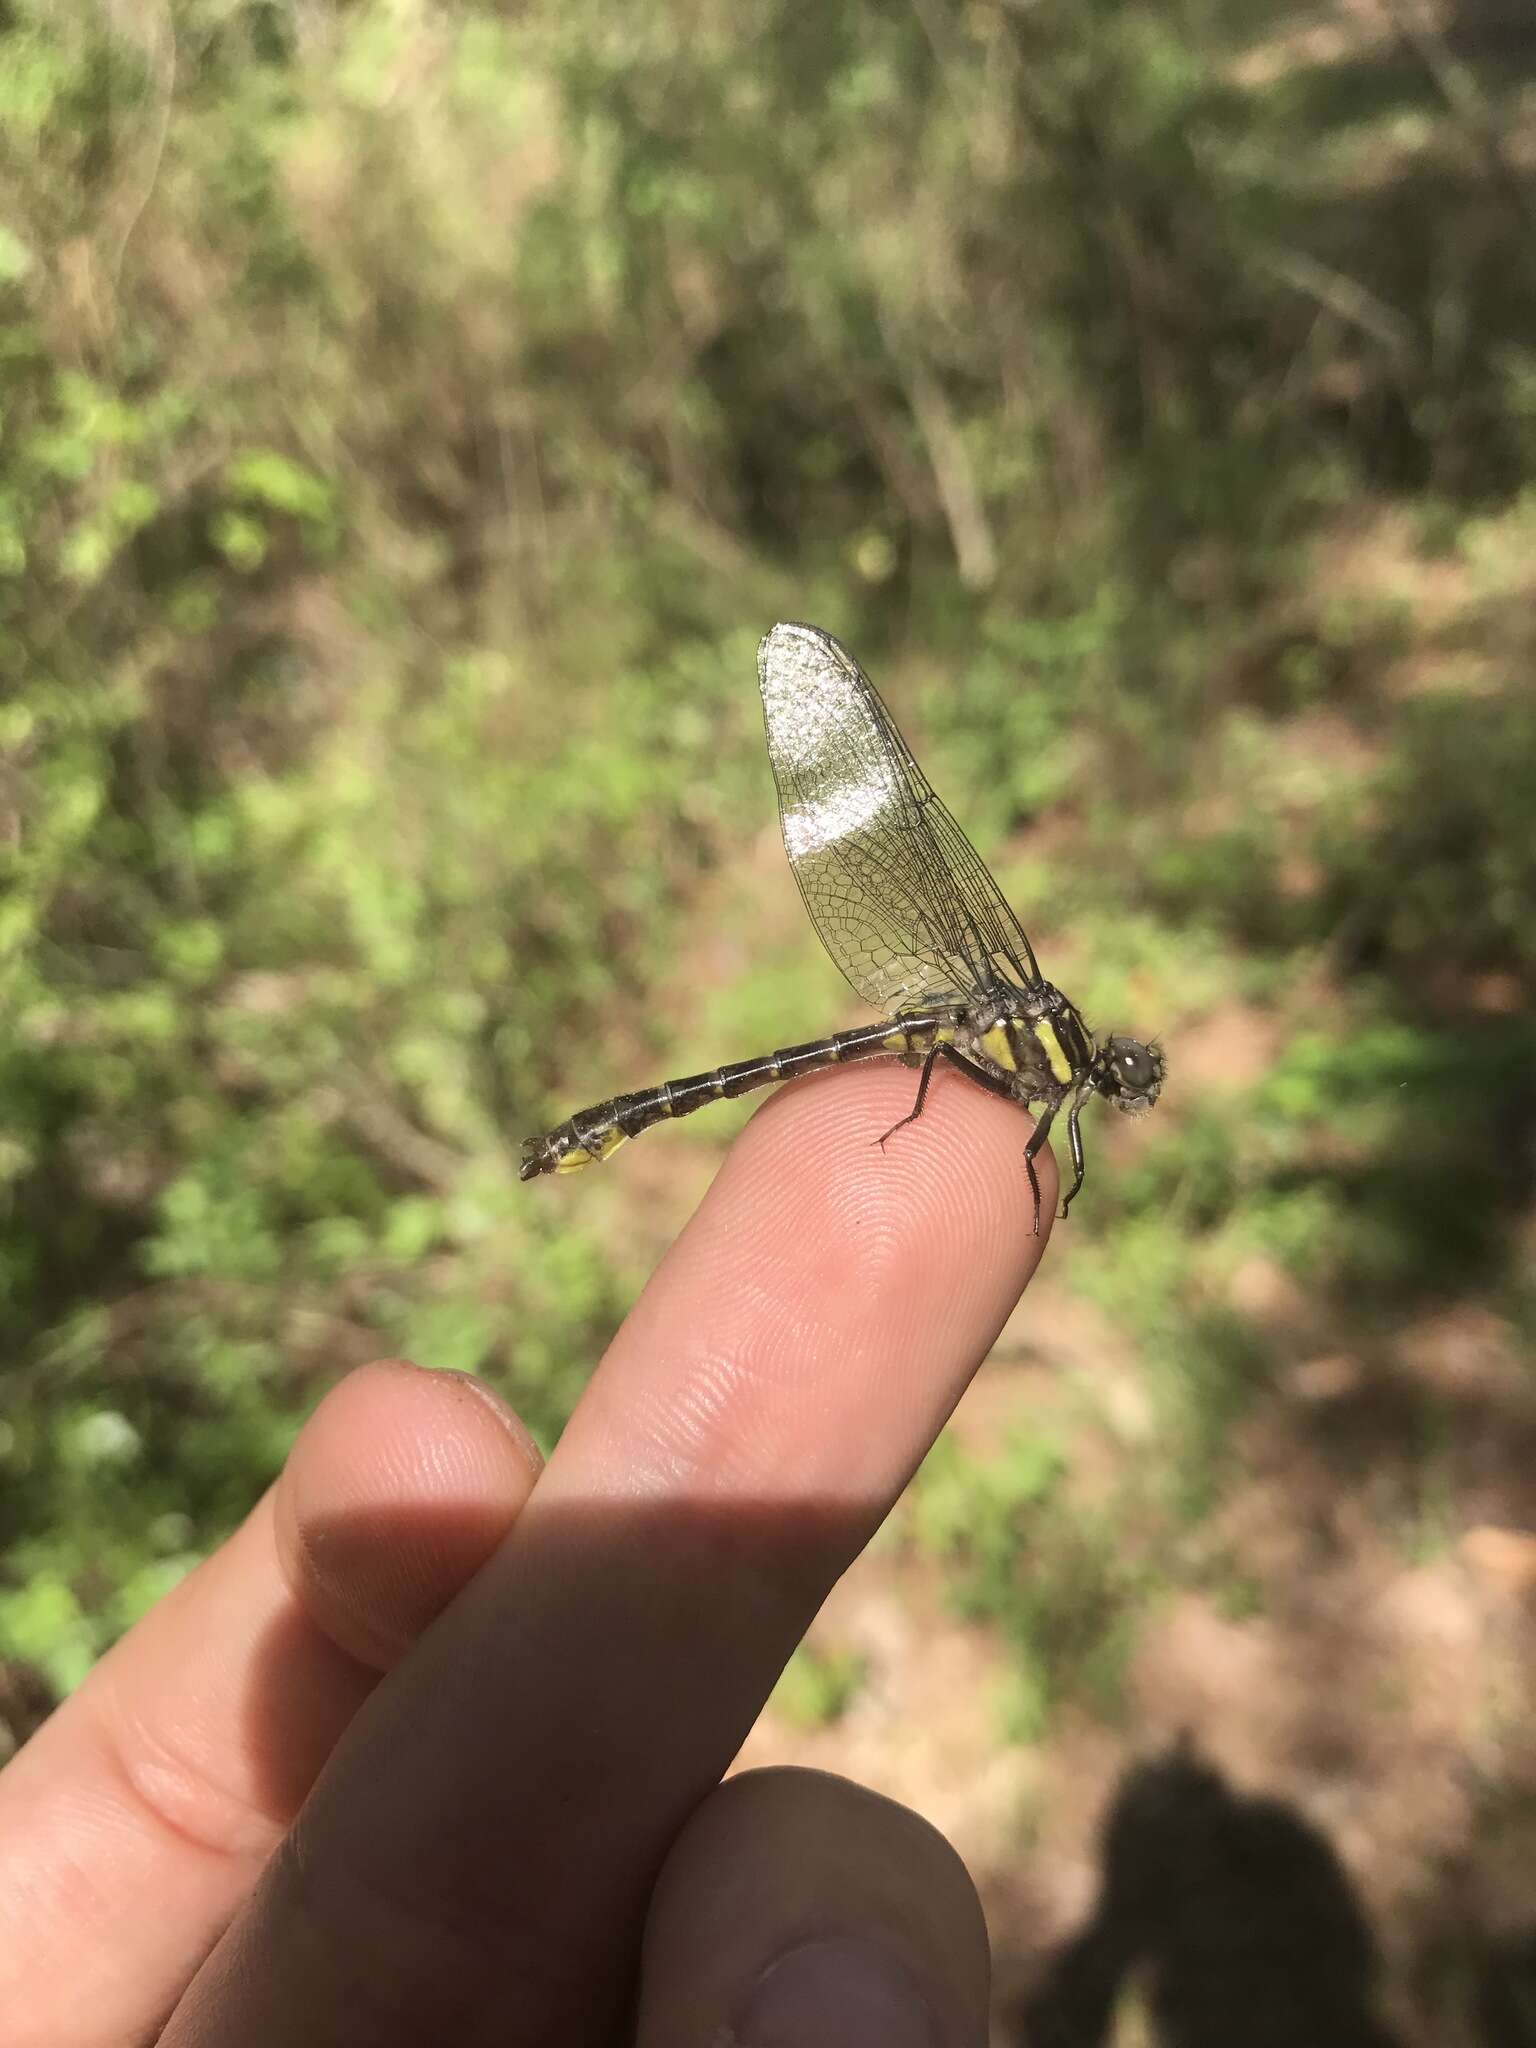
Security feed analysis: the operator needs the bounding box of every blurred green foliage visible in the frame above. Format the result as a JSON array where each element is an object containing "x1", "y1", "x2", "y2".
[
  {"x1": 769, "y1": 1640, "x2": 871, "y2": 1732},
  {"x1": 2, "y1": 0, "x2": 1534, "y2": 1762}
]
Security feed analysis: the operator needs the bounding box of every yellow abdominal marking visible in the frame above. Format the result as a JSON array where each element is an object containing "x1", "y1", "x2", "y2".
[
  {"x1": 980, "y1": 1023, "x2": 1016, "y2": 1072},
  {"x1": 555, "y1": 1127, "x2": 629, "y2": 1172},
  {"x1": 1033, "y1": 1019, "x2": 1074, "y2": 1085},
  {"x1": 882, "y1": 1031, "x2": 911, "y2": 1052},
  {"x1": 933, "y1": 1024, "x2": 956, "y2": 1044}
]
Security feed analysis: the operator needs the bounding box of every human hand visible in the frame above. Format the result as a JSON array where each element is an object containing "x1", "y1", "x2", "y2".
[{"x1": 0, "y1": 1061, "x2": 1052, "y2": 2046}]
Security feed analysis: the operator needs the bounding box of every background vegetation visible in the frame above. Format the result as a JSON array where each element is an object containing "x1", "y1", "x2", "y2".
[{"x1": 3, "y1": 2, "x2": 1534, "y2": 2038}]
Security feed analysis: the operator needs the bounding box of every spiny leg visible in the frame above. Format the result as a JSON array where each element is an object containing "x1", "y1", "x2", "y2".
[
  {"x1": 1059, "y1": 1090, "x2": 1089, "y2": 1217},
  {"x1": 1022, "y1": 1103, "x2": 1057, "y2": 1238},
  {"x1": 876, "y1": 1040, "x2": 945, "y2": 1150},
  {"x1": 876, "y1": 1042, "x2": 1016, "y2": 1152}
]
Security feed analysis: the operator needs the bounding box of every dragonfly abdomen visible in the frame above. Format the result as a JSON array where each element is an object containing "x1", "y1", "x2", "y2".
[{"x1": 519, "y1": 1011, "x2": 961, "y2": 1180}]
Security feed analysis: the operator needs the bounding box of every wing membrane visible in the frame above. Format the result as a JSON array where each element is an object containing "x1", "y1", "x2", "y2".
[{"x1": 757, "y1": 623, "x2": 1041, "y2": 1014}]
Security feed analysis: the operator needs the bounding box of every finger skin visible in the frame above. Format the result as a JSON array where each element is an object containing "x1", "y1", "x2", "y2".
[
  {"x1": 636, "y1": 1766, "x2": 990, "y2": 2046},
  {"x1": 166, "y1": 1062, "x2": 1053, "y2": 2047},
  {"x1": 275, "y1": 1363, "x2": 543, "y2": 1671},
  {"x1": 0, "y1": 1362, "x2": 541, "y2": 2048}
]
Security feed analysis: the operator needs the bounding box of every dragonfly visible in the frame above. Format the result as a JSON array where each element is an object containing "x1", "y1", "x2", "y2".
[{"x1": 520, "y1": 622, "x2": 1163, "y2": 1232}]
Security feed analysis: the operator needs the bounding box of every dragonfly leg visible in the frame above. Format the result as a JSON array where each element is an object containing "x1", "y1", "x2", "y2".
[
  {"x1": 877, "y1": 1042, "x2": 1015, "y2": 1150},
  {"x1": 1022, "y1": 1103, "x2": 1057, "y2": 1238},
  {"x1": 1058, "y1": 1089, "x2": 1089, "y2": 1217},
  {"x1": 876, "y1": 1039, "x2": 947, "y2": 1149}
]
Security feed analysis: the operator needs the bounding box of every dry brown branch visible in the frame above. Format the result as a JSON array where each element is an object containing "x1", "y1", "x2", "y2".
[
  {"x1": 1253, "y1": 246, "x2": 1419, "y2": 361},
  {"x1": 901, "y1": 357, "x2": 999, "y2": 592},
  {"x1": 1384, "y1": 0, "x2": 1536, "y2": 235}
]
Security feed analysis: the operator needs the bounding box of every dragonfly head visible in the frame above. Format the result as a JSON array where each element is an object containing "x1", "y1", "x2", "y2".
[{"x1": 1094, "y1": 1035, "x2": 1164, "y2": 1117}]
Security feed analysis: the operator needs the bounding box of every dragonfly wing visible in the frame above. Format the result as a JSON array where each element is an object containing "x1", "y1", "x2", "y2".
[{"x1": 757, "y1": 622, "x2": 1041, "y2": 1014}]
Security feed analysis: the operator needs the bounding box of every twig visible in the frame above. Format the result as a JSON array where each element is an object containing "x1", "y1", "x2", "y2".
[
  {"x1": 900, "y1": 355, "x2": 999, "y2": 592},
  {"x1": 1384, "y1": 0, "x2": 1536, "y2": 236},
  {"x1": 338, "y1": 1073, "x2": 464, "y2": 1192},
  {"x1": 102, "y1": 2, "x2": 177, "y2": 292},
  {"x1": 1253, "y1": 246, "x2": 1418, "y2": 361}
]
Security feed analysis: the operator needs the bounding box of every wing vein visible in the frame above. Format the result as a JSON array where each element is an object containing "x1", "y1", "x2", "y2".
[{"x1": 757, "y1": 623, "x2": 1041, "y2": 1015}]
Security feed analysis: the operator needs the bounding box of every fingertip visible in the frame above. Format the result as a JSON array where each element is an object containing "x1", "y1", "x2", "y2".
[
  {"x1": 752, "y1": 1049, "x2": 1052, "y2": 1226},
  {"x1": 698, "y1": 1058, "x2": 1053, "y2": 1347},
  {"x1": 637, "y1": 1767, "x2": 990, "y2": 2047},
  {"x1": 587, "y1": 1060, "x2": 1052, "y2": 1517},
  {"x1": 276, "y1": 1360, "x2": 543, "y2": 1670}
]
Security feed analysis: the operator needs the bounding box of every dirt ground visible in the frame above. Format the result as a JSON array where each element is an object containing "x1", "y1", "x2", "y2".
[{"x1": 737, "y1": 1271, "x2": 1536, "y2": 2048}]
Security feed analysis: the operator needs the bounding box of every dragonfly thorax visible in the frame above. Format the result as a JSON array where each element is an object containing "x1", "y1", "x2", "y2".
[{"x1": 957, "y1": 982, "x2": 1096, "y2": 1103}]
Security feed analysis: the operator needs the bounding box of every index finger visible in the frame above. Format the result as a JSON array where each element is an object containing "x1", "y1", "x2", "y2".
[{"x1": 166, "y1": 1060, "x2": 1054, "y2": 2047}]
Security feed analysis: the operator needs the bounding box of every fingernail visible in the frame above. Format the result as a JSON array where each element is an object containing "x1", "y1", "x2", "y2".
[{"x1": 735, "y1": 1935, "x2": 943, "y2": 2048}]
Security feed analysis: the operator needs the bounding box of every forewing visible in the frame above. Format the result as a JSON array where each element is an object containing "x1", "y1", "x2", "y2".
[{"x1": 757, "y1": 623, "x2": 1040, "y2": 1014}]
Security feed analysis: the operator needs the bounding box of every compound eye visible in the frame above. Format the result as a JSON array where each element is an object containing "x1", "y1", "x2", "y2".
[{"x1": 1112, "y1": 1041, "x2": 1154, "y2": 1092}]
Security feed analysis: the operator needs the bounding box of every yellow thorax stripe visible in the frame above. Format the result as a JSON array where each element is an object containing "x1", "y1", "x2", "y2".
[
  {"x1": 1033, "y1": 1018, "x2": 1074, "y2": 1085},
  {"x1": 980, "y1": 1023, "x2": 1016, "y2": 1071}
]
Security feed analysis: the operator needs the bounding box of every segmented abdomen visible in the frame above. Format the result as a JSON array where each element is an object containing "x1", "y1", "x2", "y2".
[{"x1": 518, "y1": 1011, "x2": 959, "y2": 1179}]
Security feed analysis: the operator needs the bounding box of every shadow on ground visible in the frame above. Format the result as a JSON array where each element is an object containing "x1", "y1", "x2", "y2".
[
  {"x1": 1007, "y1": 1738, "x2": 1536, "y2": 2047},
  {"x1": 1009, "y1": 1739, "x2": 1403, "y2": 2047}
]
